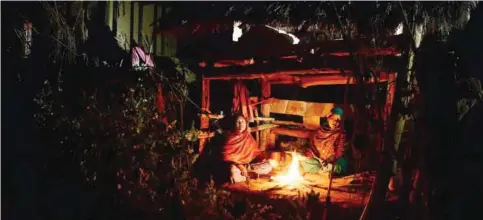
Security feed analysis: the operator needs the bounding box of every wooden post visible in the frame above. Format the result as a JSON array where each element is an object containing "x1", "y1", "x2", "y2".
[
  {"x1": 201, "y1": 77, "x2": 211, "y2": 129},
  {"x1": 260, "y1": 78, "x2": 272, "y2": 150},
  {"x1": 251, "y1": 97, "x2": 261, "y2": 144},
  {"x1": 199, "y1": 77, "x2": 210, "y2": 154}
]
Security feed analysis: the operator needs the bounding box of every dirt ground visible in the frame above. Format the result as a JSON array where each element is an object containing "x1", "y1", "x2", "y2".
[
  {"x1": 225, "y1": 172, "x2": 374, "y2": 205},
  {"x1": 221, "y1": 170, "x2": 391, "y2": 219}
]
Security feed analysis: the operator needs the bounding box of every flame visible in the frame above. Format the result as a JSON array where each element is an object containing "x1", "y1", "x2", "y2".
[
  {"x1": 270, "y1": 152, "x2": 304, "y2": 187},
  {"x1": 268, "y1": 159, "x2": 279, "y2": 168}
]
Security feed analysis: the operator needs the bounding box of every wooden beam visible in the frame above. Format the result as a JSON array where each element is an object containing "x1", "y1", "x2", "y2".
[
  {"x1": 298, "y1": 72, "x2": 390, "y2": 88},
  {"x1": 201, "y1": 52, "x2": 402, "y2": 69},
  {"x1": 201, "y1": 55, "x2": 402, "y2": 78},
  {"x1": 203, "y1": 68, "x2": 349, "y2": 80},
  {"x1": 261, "y1": 72, "x2": 391, "y2": 87},
  {"x1": 266, "y1": 75, "x2": 301, "y2": 85}
]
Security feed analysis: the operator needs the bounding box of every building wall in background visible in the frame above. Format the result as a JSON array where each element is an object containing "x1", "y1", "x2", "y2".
[{"x1": 105, "y1": 1, "x2": 177, "y2": 57}]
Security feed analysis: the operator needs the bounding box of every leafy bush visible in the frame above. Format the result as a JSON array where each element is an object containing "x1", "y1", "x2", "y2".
[{"x1": 33, "y1": 66, "x2": 322, "y2": 219}]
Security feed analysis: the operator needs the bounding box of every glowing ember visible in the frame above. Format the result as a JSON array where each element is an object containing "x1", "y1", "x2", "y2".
[{"x1": 270, "y1": 152, "x2": 304, "y2": 187}]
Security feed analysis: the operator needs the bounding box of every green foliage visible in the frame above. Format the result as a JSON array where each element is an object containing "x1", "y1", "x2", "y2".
[{"x1": 169, "y1": 57, "x2": 197, "y2": 84}]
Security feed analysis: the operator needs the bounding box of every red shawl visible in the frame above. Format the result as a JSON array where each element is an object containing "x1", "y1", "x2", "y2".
[{"x1": 221, "y1": 130, "x2": 260, "y2": 164}]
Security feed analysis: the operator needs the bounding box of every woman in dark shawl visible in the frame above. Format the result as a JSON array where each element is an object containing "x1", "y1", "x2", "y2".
[{"x1": 301, "y1": 107, "x2": 347, "y2": 175}]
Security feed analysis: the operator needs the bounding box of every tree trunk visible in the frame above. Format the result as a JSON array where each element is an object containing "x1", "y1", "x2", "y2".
[{"x1": 360, "y1": 15, "x2": 423, "y2": 219}]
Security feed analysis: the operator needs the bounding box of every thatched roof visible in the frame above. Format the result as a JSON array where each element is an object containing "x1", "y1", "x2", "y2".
[
  {"x1": 151, "y1": 1, "x2": 477, "y2": 74},
  {"x1": 154, "y1": 1, "x2": 476, "y2": 39}
]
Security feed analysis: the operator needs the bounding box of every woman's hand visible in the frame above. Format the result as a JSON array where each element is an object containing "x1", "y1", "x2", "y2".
[{"x1": 237, "y1": 164, "x2": 248, "y2": 177}]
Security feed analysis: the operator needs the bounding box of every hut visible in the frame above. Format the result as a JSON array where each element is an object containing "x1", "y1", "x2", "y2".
[{"x1": 191, "y1": 24, "x2": 404, "y2": 154}]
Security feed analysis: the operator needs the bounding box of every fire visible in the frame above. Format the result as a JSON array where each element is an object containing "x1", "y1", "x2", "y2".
[
  {"x1": 268, "y1": 159, "x2": 279, "y2": 168},
  {"x1": 270, "y1": 152, "x2": 304, "y2": 187}
]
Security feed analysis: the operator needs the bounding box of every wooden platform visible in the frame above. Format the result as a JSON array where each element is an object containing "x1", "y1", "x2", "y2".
[{"x1": 222, "y1": 171, "x2": 376, "y2": 208}]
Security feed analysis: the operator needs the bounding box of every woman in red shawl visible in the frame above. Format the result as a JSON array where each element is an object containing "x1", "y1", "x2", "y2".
[
  {"x1": 194, "y1": 114, "x2": 272, "y2": 185},
  {"x1": 201, "y1": 114, "x2": 272, "y2": 183}
]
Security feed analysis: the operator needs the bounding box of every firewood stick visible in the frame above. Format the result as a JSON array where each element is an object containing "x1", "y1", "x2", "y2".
[
  {"x1": 271, "y1": 120, "x2": 306, "y2": 127},
  {"x1": 253, "y1": 117, "x2": 275, "y2": 121}
]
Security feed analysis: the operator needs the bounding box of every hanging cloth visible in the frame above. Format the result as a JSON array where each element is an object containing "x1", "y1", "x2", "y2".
[
  {"x1": 232, "y1": 81, "x2": 254, "y2": 122},
  {"x1": 131, "y1": 45, "x2": 155, "y2": 70}
]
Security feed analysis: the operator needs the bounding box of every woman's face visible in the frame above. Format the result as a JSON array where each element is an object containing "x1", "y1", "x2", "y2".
[
  {"x1": 327, "y1": 114, "x2": 341, "y2": 129},
  {"x1": 235, "y1": 116, "x2": 247, "y2": 133}
]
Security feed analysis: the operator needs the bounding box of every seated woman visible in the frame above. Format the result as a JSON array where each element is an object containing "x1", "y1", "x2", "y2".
[
  {"x1": 195, "y1": 114, "x2": 272, "y2": 185},
  {"x1": 301, "y1": 107, "x2": 348, "y2": 176},
  {"x1": 219, "y1": 114, "x2": 273, "y2": 183}
]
